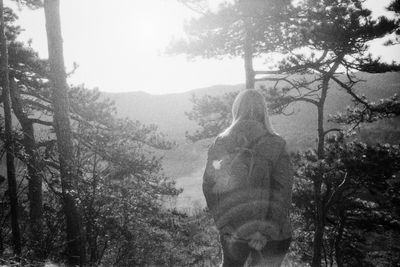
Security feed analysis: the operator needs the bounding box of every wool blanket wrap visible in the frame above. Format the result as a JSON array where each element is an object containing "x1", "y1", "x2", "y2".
[{"x1": 203, "y1": 120, "x2": 293, "y2": 242}]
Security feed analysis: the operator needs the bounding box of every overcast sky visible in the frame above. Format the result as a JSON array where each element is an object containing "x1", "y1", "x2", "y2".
[{"x1": 10, "y1": 0, "x2": 400, "y2": 94}]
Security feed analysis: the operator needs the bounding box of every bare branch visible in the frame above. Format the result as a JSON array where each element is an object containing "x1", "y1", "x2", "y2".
[
  {"x1": 67, "y1": 62, "x2": 79, "y2": 77},
  {"x1": 330, "y1": 76, "x2": 370, "y2": 107},
  {"x1": 24, "y1": 98, "x2": 53, "y2": 112},
  {"x1": 326, "y1": 172, "x2": 348, "y2": 208},
  {"x1": 254, "y1": 58, "x2": 336, "y2": 76},
  {"x1": 177, "y1": 0, "x2": 208, "y2": 15},
  {"x1": 29, "y1": 118, "x2": 53, "y2": 126},
  {"x1": 323, "y1": 128, "x2": 342, "y2": 137},
  {"x1": 20, "y1": 88, "x2": 52, "y2": 104}
]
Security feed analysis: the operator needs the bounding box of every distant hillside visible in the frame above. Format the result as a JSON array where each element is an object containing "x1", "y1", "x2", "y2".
[
  {"x1": 105, "y1": 72, "x2": 400, "y2": 211},
  {"x1": 103, "y1": 84, "x2": 242, "y2": 141},
  {"x1": 105, "y1": 72, "x2": 399, "y2": 148}
]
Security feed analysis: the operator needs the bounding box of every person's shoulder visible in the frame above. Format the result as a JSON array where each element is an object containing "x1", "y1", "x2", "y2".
[
  {"x1": 212, "y1": 133, "x2": 227, "y2": 148},
  {"x1": 207, "y1": 134, "x2": 230, "y2": 155}
]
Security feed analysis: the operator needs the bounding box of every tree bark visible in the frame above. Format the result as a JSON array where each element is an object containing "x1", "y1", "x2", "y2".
[
  {"x1": 316, "y1": 78, "x2": 329, "y2": 159},
  {"x1": 312, "y1": 56, "x2": 343, "y2": 267},
  {"x1": 43, "y1": 0, "x2": 85, "y2": 265},
  {"x1": 0, "y1": 0, "x2": 21, "y2": 256},
  {"x1": 335, "y1": 212, "x2": 345, "y2": 267},
  {"x1": 9, "y1": 78, "x2": 43, "y2": 259},
  {"x1": 312, "y1": 174, "x2": 325, "y2": 267},
  {"x1": 244, "y1": 21, "x2": 254, "y2": 89},
  {"x1": 312, "y1": 76, "x2": 329, "y2": 267}
]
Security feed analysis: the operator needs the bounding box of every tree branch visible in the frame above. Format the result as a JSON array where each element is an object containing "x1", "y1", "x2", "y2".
[
  {"x1": 323, "y1": 128, "x2": 342, "y2": 137},
  {"x1": 326, "y1": 172, "x2": 348, "y2": 208},
  {"x1": 29, "y1": 118, "x2": 53, "y2": 126},
  {"x1": 330, "y1": 76, "x2": 370, "y2": 107},
  {"x1": 254, "y1": 58, "x2": 336, "y2": 75}
]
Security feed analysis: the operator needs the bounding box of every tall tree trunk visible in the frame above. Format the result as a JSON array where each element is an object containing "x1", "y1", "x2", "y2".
[
  {"x1": 312, "y1": 57, "x2": 343, "y2": 267},
  {"x1": 0, "y1": 228, "x2": 3, "y2": 255},
  {"x1": 87, "y1": 152, "x2": 99, "y2": 264},
  {"x1": 244, "y1": 21, "x2": 254, "y2": 89},
  {"x1": 312, "y1": 78, "x2": 329, "y2": 267},
  {"x1": 317, "y1": 101, "x2": 326, "y2": 159},
  {"x1": 9, "y1": 78, "x2": 43, "y2": 259},
  {"x1": 0, "y1": 175, "x2": 4, "y2": 255},
  {"x1": 43, "y1": 0, "x2": 85, "y2": 265},
  {"x1": 312, "y1": 171, "x2": 325, "y2": 267},
  {"x1": 0, "y1": 0, "x2": 21, "y2": 256}
]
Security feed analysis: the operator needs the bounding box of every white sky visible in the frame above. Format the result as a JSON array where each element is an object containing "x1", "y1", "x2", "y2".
[{"x1": 8, "y1": 0, "x2": 400, "y2": 94}]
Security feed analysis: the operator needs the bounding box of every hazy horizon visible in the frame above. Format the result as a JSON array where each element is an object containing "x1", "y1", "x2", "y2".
[{"x1": 8, "y1": 0, "x2": 400, "y2": 94}]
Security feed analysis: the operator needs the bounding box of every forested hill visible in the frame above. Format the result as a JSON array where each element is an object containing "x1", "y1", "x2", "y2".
[
  {"x1": 105, "y1": 72, "x2": 400, "y2": 147},
  {"x1": 103, "y1": 72, "x2": 400, "y2": 210}
]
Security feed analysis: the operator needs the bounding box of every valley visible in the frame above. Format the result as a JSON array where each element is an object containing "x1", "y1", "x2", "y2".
[{"x1": 105, "y1": 72, "x2": 400, "y2": 211}]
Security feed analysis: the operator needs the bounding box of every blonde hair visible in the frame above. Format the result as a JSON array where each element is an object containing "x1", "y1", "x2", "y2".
[{"x1": 222, "y1": 89, "x2": 277, "y2": 136}]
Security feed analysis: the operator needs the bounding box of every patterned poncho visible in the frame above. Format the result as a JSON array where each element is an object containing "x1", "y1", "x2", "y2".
[{"x1": 202, "y1": 120, "x2": 293, "y2": 241}]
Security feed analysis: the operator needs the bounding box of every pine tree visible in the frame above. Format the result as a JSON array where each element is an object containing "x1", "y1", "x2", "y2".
[
  {"x1": 174, "y1": 1, "x2": 399, "y2": 266},
  {"x1": 43, "y1": 0, "x2": 85, "y2": 264},
  {"x1": 0, "y1": 0, "x2": 21, "y2": 256}
]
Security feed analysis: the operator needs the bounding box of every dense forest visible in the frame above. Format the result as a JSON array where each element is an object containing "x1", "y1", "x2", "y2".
[{"x1": 1, "y1": 0, "x2": 400, "y2": 266}]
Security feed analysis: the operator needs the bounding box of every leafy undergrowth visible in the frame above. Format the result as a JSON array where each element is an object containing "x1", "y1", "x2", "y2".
[
  {"x1": 0, "y1": 209, "x2": 306, "y2": 267},
  {"x1": 0, "y1": 257, "x2": 65, "y2": 267}
]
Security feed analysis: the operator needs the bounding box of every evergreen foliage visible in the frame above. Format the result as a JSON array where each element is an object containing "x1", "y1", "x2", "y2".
[
  {"x1": 0, "y1": 1, "x2": 399, "y2": 266},
  {"x1": 0, "y1": 4, "x2": 220, "y2": 266},
  {"x1": 173, "y1": 0, "x2": 400, "y2": 266}
]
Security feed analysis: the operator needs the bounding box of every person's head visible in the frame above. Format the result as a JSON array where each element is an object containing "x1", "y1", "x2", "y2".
[{"x1": 224, "y1": 89, "x2": 277, "y2": 135}]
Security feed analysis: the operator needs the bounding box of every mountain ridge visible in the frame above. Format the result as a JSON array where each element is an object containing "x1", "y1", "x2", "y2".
[{"x1": 104, "y1": 72, "x2": 400, "y2": 210}]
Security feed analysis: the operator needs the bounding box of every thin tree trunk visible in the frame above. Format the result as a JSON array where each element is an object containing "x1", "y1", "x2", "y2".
[
  {"x1": 43, "y1": 0, "x2": 85, "y2": 265},
  {"x1": 88, "y1": 152, "x2": 98, "y2": 263},
  {"x1": 0, "y1": 0, "x2": 21, "y2": 256},
  {"x1": 312, "y1": 83, "x2": 328, "y2": 267},
  {"x1": 0, "y1": 229, "x2": 3, "y2": 255},
  {"x1": 312, "y1": 173, "x2": 325, "y2": 267},
  {"x1": 244, "y1": 22, "x2": 254, "y2": 89},
  {"x1": 311, "y1": 57, "x2": 343, "y2": 267},
  {"x1": 9, "y1": 78, "x2": 43, "y2": 259},
  {"x1": 317, "y1": 101, "x2": 326, "y2": 159}
]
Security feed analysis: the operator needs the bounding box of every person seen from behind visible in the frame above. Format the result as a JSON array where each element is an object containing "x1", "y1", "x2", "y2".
[{"x1": 202, "y1": 89, "x2": 294, "y2": 267}]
